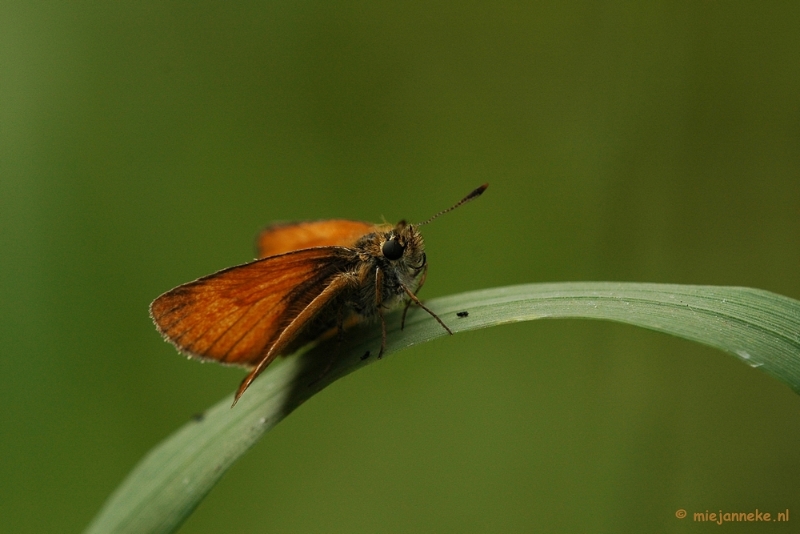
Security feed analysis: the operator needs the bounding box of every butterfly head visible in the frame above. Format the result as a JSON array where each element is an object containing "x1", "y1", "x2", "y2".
[{"x1": 381, "y1": 220, "x2": 425, "y2": 268}]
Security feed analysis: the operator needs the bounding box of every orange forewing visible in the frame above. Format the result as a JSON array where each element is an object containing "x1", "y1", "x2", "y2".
[
  {"x1": 256, "y1": 219, "x2": 377, "y2": 257},
  {"x1": 150, "y1": 247, "x2": 355, "y2": 367}
]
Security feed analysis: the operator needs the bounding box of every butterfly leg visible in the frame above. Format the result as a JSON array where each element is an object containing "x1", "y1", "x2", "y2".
[
  {"x1": 309, "y1": 305, "x2": 347, "y2": 386},
  {"x1": 375, "y1": 267, "x2": 387, "y2": 358},
  {"x1": 400, "y1": 283, "x2": 452, "y2": 336},
  {"x1": 401, "y1": 259, "x2": 428, "y2": 330}
]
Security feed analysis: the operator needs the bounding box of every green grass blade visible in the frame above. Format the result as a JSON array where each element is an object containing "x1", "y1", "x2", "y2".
[{"x1": 85, "y1": 282, "x2": 800, "y2": 534}]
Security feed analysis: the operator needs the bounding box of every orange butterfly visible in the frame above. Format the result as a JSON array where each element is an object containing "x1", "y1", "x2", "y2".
[{"x1": 150, "y1": 184, "x2": 487, "y2": 405}]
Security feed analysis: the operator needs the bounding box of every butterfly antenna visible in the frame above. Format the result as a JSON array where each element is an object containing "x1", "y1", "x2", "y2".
[{"x1": 418, "y1": 183, "x2": 488, "y2": 226}]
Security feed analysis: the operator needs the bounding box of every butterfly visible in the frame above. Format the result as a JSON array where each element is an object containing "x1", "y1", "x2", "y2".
[{"x1": 150, "y1": 184, "x2": 487, "y2": 405}]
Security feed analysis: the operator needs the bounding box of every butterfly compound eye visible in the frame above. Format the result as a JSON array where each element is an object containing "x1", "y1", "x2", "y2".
[{"x1": 382, "y1": 238, "x2": 405, "y2": 260}]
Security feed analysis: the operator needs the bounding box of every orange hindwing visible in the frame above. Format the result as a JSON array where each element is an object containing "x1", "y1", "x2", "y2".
[{"x1": 256, "y1": 219, "x2": 378, "y2": 257}]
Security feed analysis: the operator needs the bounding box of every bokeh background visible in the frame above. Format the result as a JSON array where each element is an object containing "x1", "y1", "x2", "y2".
[{"x1": 2, "y1": 2, "x2": 799, "y2": 532}]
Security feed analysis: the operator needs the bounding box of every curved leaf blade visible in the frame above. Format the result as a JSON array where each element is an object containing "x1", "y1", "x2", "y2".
[{"x1": 85, "y1": 282, "x2": 800, "y2": 534}]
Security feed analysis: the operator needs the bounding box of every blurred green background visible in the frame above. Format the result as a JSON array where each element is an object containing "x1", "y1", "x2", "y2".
[{"x1": 2, "y1": 1, "x2": 799, "y2": 532}]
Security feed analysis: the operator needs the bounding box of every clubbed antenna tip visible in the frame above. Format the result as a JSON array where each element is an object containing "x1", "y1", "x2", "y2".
[{"x1": 418, "y1": 183, "x2": 488, "y2": 226}]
